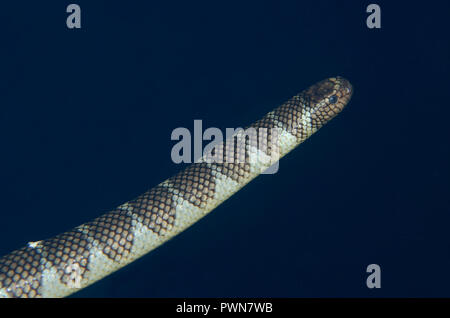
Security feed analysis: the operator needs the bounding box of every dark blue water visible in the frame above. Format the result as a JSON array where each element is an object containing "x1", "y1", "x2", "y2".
[{"x1": 1, "y1": 1, "x2": 449, "y2": 297}]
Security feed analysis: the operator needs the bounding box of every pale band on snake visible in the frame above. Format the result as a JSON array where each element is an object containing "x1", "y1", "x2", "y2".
[{"x1": 0, "y1": 76, "x2": 353, "y2": 297}]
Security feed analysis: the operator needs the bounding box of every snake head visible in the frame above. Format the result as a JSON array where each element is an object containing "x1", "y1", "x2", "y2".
[{"x1": 307, "y1": 76, "x2": 353, "y2": 128}]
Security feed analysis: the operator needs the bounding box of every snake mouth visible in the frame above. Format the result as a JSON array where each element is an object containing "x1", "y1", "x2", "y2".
[{"x1": 335, "y1": 76, "x2": 353, "y2": 105}]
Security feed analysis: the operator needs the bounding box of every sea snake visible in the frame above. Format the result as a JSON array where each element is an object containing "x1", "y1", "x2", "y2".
[{"x1": 0, "y1": 76, "x2": 353, "y2": 297}]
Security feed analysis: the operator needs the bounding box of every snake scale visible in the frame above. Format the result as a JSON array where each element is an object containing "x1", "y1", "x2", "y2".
[{"x1": 0, "y1": 77, "x2": 353, "y2": 297}]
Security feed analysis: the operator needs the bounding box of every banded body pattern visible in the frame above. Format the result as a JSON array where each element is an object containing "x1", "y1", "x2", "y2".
[{"x1": 0, "y1": 77, "x2": 353, "y2": 297}]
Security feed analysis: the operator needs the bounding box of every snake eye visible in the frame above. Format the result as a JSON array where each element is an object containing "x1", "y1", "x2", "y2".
[{"x1": 328, "y1": 95, "x2": 338, "y2": 104}]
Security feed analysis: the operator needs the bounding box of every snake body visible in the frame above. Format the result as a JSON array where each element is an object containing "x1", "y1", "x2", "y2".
[{"x1": 0, "y1": 77, "x2": 352, "y2": 297}]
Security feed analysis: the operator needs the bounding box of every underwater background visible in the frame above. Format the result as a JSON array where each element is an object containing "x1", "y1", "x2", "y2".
[{"x1": 1, "y1": 1, "x2": 450, "y2": 297}]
